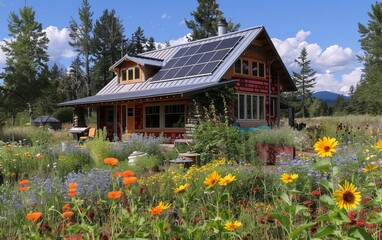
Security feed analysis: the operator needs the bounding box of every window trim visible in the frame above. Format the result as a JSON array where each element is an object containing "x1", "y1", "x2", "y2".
[
  {"x1": 144, "y1": 105, "x2": 161, "y2": 129},
  {"x1": 235, "y1": 93, "x2": 265, "y2": 120},
  {"x1": 144, "y1": 103, "x2": 186, "y2": 129},
  {"x1": 121, "y1": 69, "x2": 127, "y2": 81}
]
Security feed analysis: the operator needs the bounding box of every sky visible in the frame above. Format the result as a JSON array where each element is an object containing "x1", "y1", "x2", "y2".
[{"x1": 0, "y1": 0, "x2": 378, "y2": 95}]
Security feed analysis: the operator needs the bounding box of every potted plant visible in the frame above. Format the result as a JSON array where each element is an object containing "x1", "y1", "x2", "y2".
[{"x1": 249, "y1": 127, "x2": 300, "y2": 165}]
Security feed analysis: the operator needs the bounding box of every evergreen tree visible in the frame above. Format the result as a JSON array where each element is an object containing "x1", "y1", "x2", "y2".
[
  {"x1": 185, "y1": 0, "x2": 240, "y2": 41},
  {"x1": 69, "y1": 0, "x2": 93, "y2": 97},
  {"x1": 292, "y1": 47, "x2": 316, "y2": 118},
  {"x1": 130, "y1": 26, "x2": 146, "y2": 55},
  {"x1": 59, "y1": 57, "x2": 84, "y2": 101},
  {"x1": 92, "y1": 9, "x2": 126, "y2": 91},
  {"x1": 0, "y1": 6, "x2": 49, "y2": 124},
  {"x1": 146, "y1": 37, "x2": 156, "y2": 51},
  {"x1": 355, "y1": 2, "x2": 382, "y2": 114}
]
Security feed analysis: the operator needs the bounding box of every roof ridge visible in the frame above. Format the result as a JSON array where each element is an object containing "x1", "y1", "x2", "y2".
[
  {"x1": 127, "y1": 54, "x2": 163, "y2": 61},
  {"x1": 139, "y1": 25, "x2": 263, "y2": 56}
]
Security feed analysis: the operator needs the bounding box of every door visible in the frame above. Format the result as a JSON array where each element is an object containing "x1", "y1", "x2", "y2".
[{"x1": 126, "y1": 104, "x2": 135, "y2": 133}]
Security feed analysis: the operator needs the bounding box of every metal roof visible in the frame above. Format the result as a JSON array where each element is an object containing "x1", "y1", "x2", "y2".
[
  {"x1": 59, "y1": 25, "x2": 295, "y2": 106},
  {"x1": 58, "y1": 80, "x2": 235, "y2": 107},
  {"x1": 109, "y1": 55, "x2": 163, "y2": 71}
]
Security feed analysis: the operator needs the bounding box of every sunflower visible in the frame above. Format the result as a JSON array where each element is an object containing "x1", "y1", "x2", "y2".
[
  {"x1": 219, "y1": 174, "x2": 237, "y2": 186},
  {"x1": 103, "y1": 157, "x2": 118, "y2": 166},
  {"x1": 376, "y1": 140, "x2": 382, "y2": 150},
  {"x1": 224, "y1": 220, "x2": 242, "y2": 231},
  {"x1": 174, "y1": 183, "x2": 190, "y2": 193},
  {"x1": 26, "y1": 212, "x2": 42, "y2": 222},
  {"x1": 314, "y1": 136, "x2": 338, "y2": 157},
  {"x1": 149, "y1": 201, "x2": 171, "y2": 215},
  {"x1": 363, "y1": 164, "x2": 378, "y2": 173},
  {"x1": 204, "y1": 171, "x2": 221, "y2": 187},
  {"x1": 107, "y1": 191, "x2": 122, "y2": 199},
  {"x1": 280, "y1": 173, "x2": 298, "y2": 183},
  {"x1": 334, "y1": 180, "x2": 361, "y2": 211}
]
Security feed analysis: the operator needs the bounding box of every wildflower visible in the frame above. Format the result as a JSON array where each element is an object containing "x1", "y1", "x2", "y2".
[
  {"x1": 334, "y1": 180, "x2": 361, "y2": 211},
  {"x1": 26, "y1": 212, "x2": 42, "y2": 222},
  {"x1": 174, "y1": 183, "x2": 190, "y2": 193},
  {"x1": 18, "y1": 186, "x2": 29, "y2": 192},
  {"x1": 203, "y1": 171, "x2": 221, "y2": 187},
  {"x1": 280, "y1": 173, "x2": 298, "y2": 184},
  {"x1": 68, "y1": 191, "x2": 77, "y2": 197},
  {"x1": 224, "y1": 220, "x2": 242, "y2": 231},
  {"x1": 123, "y1": 176, "x2": 137, "y2": 185},
  {"x1": 103, "y1": 157, "x2": 118, "y2": 166},
  {"x1": 377, "y1": 140, "x2": 382, "y2": 150},
  {"x1": 107, "y1": 190, "x2": 122, "y2": 199},
  {"x1": 311, "y1": 189, "x2": 323, "y2": 196},
  {"x1": 62, "y1": 211, "x2": 74, "y2": 219},
  {"x1": 314, "y1": 137, "x2": 338, "y2": 157},
  {"x1": 150, "y1": 201, "x2": 171, "y2": 215},
  {"x1": 36, "y1": 154, "x2": 44, "y2": 159},
  {"x1": 219, "y1": 174, "x2": 237, "y2": 186},
  {"x1": 18, "y1": 179, "x2": 29, "y2": 186},
  {"x1": 112, "y1": 172, "x2": 122, "y2": 177},
  {"x1": 121, "y1": 170, "x2": 135, "y2": 177},
  {"x1": 363, "y1": 164, "x2": 378, "y2": 173},
  {"x1": 68, "y1": 182, "x2": 78, "y2": 188},
  {"x1": 62, "y1": 203, "x2": 71, "y2": 211}
]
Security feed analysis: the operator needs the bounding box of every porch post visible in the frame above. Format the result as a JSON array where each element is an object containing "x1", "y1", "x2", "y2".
[
  {"x1": 277, "y1": 73, "x2": 280, "y2": 127},
  {"x1": 113, "y1": 104, "x2": 118, "y2": 140}
]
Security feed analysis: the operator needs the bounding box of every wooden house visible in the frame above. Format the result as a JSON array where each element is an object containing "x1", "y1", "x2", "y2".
[{"x1": 59, "y1": 22, "x2": 296, "y2": 142}]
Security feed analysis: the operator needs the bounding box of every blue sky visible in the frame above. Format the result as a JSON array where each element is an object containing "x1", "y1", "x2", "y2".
[{"x1": 0, "y1": 0, "x2": 378, "y2": 95}]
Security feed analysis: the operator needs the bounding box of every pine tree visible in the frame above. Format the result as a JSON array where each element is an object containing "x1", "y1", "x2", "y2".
[
  {"x1": 292, "y1": 47, "x2": 316, "y2": 118},
  {"x1": 185, "y1": 0, "x2": 240, "y2": 41},
  {"x1": 146, "y1": 37, "x2": 156, "y2": 51},
  {"x1": 0, "y1": 6, "x2": 49, "y2": 124},
  {"x1": 92, "y1": 9, "x2": 126, "y2": 91},
  {"x1": 130, "y1": 26, "x2": 146, "y2": 55},
  {"x1": 355, "y1": 2, "x2": 382, "y2": 114},
  {"x1": 69, "y1": 0, "x2": 93, "y2": 97},
  {"x1": 59, "y1": 56, "x2": 84, "y2": 101}
]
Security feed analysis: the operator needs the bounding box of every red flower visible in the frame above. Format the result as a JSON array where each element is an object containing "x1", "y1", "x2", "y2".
[
  {"x1": 361, "y1": 197, "x2": 371, "y2": 205},
  {"x1": 356, "y1": 218, "x2": 366, "y2": 227},
  {"x1": 303, "y1": 200, "x2": 313, "y2": 206},
  {"x1": 311, "y1": 189, "x2": 322, "y2": 196}
]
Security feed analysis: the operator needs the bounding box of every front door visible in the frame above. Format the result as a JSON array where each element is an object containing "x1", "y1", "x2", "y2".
[{"x1": 125, "y1": 104, "x2": 135, "y2": 133}]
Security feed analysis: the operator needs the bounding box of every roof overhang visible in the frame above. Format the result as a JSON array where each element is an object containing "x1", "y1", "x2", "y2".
[{"x1": 109, "y1": 55, "x2": 163, "y2": 71}]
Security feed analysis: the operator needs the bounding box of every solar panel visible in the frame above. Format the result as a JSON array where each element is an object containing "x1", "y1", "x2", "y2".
[{"x1": 151, "y1": 35, "x2": 242, "y2": 82}]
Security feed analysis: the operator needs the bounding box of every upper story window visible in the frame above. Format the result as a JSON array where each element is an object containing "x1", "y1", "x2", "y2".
[
  {"x1": 234, "y1": 58, "x2": 265, "y2": 78},
  {"x1": 120, "y1": 66, "x2": 141, "y2": 82}
]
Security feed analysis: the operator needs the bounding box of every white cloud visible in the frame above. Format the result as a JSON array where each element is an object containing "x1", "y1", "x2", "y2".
[
  {"x1": 161, "y1": 12, "x2": 171, "y2": 20},
  {"x1": 155, "y1": 33, "x2": 190, "y2": 49},
  {"x1": 44, "y1": 26, "x2": 76, "y2": 64}
]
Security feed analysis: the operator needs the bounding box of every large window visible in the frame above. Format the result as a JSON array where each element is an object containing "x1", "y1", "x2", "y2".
[
  {"x1": 165, "y1": 104, "x2": 185, "y2": 128},
  {"x1": 235, "y1": 94, "x2": 265, "y2": 120},
  {"x1": 234, "y1": 58, "x2": 265, "y2": 78},
  {"x1": 145, "y1": 106, "x2": 160, "y2": 128}
]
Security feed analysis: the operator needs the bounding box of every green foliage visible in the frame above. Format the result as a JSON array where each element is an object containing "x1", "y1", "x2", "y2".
[
  {"x1": 85, "y1": 128, "x2": 111, "y2": 166},
  {"x1": 53, "y1": 107, "x2": 73, "y2": 123},
  {"x1": 249, "y1": 127, "x2": 309, "y2": 149},
  {"x1": 136, "y1": 155, "x2": 161, "y2": 171}
]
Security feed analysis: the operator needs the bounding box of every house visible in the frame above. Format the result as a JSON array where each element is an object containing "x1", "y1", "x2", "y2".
[{"x1": 58, "y1": 20, "x2": 296, "y2": 142}]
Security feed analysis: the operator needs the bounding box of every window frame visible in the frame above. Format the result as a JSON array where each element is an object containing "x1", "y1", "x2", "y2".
[
  {"x1": 144, "y1": 103, "x2": 186, "y2": 129},
  {"x1": 164, "y1": 104, "x2": 185, "y2": 129},
  {"x1": 234, "y1": 58, "x2": 266, "y2": 78},
  {"x1": 144, "y1": 105, "x2": 160, "y2": 129},
  {"x1": 235, "y1": 93, "x2": 266, "y2": 120}
]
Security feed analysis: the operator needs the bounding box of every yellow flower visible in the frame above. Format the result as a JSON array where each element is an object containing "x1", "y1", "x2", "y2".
[
  {"x1": 174, "y1": 183, "x2": 190, "y2": 193},
  {"x1": 376, "y1": 140, "x2": 382, "y2": 150},
  {"x1": 219, "y1": 174, "x2": 237, "y2": 186},
  {"x1": 363, "y1": 164, "x2": 378, "y2": 173},
  {"x1": 203, "y1": 171, "x2": 221, "y2": 187},
  {"x1": 334, "y1": 180, "x2": 361, "y2": 211},
  {"x1": 280, "y1": 173, "x2": 298, "y2": 184},
  {"x1": 314, "y1": 136, "x2": 338, "y2": 157},
  {"x1": 224, "y1": 220, "x2": 242, "y2": 231}
]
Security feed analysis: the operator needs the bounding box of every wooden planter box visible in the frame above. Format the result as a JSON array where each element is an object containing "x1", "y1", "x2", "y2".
[{"x1": 256, "y1": 144, "x2": 296, "y2": 165}]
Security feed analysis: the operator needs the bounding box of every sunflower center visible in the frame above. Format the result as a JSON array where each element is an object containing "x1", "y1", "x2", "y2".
[
  {"x1": 343, "y1": 191, "x2": 355, "y2": 203},
  {"x1": 324, "y1": 146, "x2": 330, "y2": 152}
]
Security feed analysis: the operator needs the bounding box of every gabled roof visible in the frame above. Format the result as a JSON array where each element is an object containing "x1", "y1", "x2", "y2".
[
  {"x1": 59, "y1": 26, "x2": 295, "y2": 107},
  {"x1": 109, "y1": 55, "x2": 163, "y2": 70}
]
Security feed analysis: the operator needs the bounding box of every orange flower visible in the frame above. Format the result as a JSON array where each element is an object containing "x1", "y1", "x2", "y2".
[
  {"x1": 18, "y1": 179, "x2": 29, "y2": 186},
  {"x1": 26, "y1": 212, "x2": 42, "y2": 222},
  {"x1": 68, "y1": 182, "x2": 78, "y2": 188},
  {"x1": 68, "y1": 191, "x2": 77, "y2": 197},
  {"x1": 62, "y1": 203, "x2": 71, "y2": 211},
  {"x1": 103, "y1": 157, "x2": 118, "y2": 166},
  {"x1": 107, "y1": 190, "x2": 122, "y2": 199},
  {"x1": 62, "y1": 211, "x2": 74, "y2": 219},
  {"x1": 121, "y1": 170, "x2": 135, "y2": 177},
  {"x1": 112, "y1": 172, "x2": 122, "y2": 177},
  {"x1": 123, "y1": 176, "x2": 137, "y2": 185},
  {"x1": 36, "y1": 154, "x2": 44, "y2": 159},
  {"x1": 149, "y1": 201, "x2": 171, "y2": 215},
  {"x1": 18, "y1": 186, "x2": 29, "y2": 192},
  {"x1": 68, "y1": 188, "x2": 77, "y2": 193}
]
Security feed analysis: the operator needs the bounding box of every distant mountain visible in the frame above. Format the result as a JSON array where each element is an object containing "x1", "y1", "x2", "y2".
[{"x1": 313, "y1": 91, "x2": 349, "y2": 104}]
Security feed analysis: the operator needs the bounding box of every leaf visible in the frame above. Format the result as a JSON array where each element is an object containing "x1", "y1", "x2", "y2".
[
  {"x1": 312, "y1": 158, "x2": 330, "y2": 171},
  {"x1": 332, "y1": 165, "x2": 339, "y2": 177},
  {"x1": 289, "y1": 222, "x2": 316, "y2": 239},
  {"x1": 348, "y1": 227, "x2": 374, "y2": 240},
  {"x1": 271, "y1": 213, "x2": 290, "y2": 229},
  {"x1": 319, "y1": 179, "x2": 333, "y2": 192},
  {"x1": 312, "y1": 226, "x2": 335, "y2": 238},
  {"x1": 315, "y1": 213, "x2": 331, "y2": 222},
  {"x1": 319, "y1": 194, "x2": 335, "y2": 207},
  {"x1": 366, "y1": 212, "x2": 382, "y2": 224},
  {"x1": 280, "y1": 192, "x2": 292, "y2": 205}
]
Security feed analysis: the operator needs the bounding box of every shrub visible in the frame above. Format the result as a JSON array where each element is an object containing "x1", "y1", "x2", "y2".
[{"x1": 53, "y1": 107, "x2": 73, "y2": 123}]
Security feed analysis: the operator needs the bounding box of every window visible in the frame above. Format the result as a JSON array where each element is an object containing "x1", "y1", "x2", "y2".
[
  {"x1": 259, "y1": 63, "x2": 265, "y2": 77},
  {"x1": 134, "y1": 67, "x2": 140, "y2": 79},
  {"x1": 251, "y1": 61, "x2": 265, "y2": 78},
  {"x1": 121, "y1": 69, "x2": 127, "y2": 81},
  {"x1": 235, "y1": 93, "x2": 265, "y2": 120},
  {"x1": 128, "y1": 68, "x2": 134, "y2": 80},
  {"x1": 242, "y1": 60, "x2": 249, "y2": 75},
  {"x1": 165, "y1": 104, "x2": 185, "y2": 128},
  {"x1": 252, "y1": 62, "x2": 258, "y2": 76},
  {"x1": 235, "y1": 60, "x2": 241, "y2": 74},
  {"x1": 145, "y1": 106, "x2": 160, "y2": 128}
]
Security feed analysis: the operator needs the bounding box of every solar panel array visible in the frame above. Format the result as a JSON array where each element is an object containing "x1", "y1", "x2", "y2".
[{"x1": 151, "y1": 36, "x2": 242, "y2": 82}]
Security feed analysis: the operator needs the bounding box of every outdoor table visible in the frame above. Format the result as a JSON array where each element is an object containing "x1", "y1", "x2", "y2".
[{"x1": 169, "y1": 157, "x2": 194, "y2": 168}]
